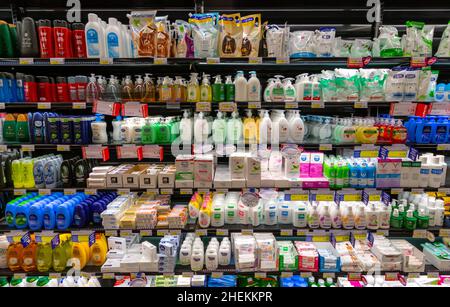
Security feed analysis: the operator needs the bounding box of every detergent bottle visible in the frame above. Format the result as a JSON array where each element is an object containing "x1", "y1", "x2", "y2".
[
  {"x1": 21, "y1": 238, "x2": 38, "y2": 272},
  {"x1": 90, "y1": 233, "x2": 107, "y2": 266},
  {"x1": 225, "y1": 75, "x2": 235, "y2": 101},
  {"x1": 6, "y1": 242, "x2": 23, "y2": 271}
]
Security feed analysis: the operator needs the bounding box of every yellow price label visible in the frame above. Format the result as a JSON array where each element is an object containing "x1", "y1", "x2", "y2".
[
  {"x1": 343, "y1": 194, "x2": 361, "y2": 201},
  {"x1": 280, "y1": 229, "x2": 293, "y2": 236},
  {"x1": 291, "y1": 194, "x2": 309, "y2": 201},
  {"x1": 360, "y1": 150, "x2": 379, "y2": 158},
  {"x1": 388, "y1": 150, "x2": 407, "y2": 158},
  {"x1": 315, "y1": 195, "x2": 333, "y2": 201},
  {"x1": 312, "y1": 235, "x2": 329, "y2": 242}
]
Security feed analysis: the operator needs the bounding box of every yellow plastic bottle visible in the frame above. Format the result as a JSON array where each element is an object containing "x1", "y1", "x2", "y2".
[
  {"x1": 356, "y1": 119, "x2": 379, "y2": 144},
  {"x1": 69, "y1": 241, "x2": 89, "y2": 270},
  {"x1": 200, "y1": 74, "x2": 212, "y2": 102},
  {"x1": 243, "y1": 110, "x2": 257, "y2": 144},
  {"x1": 11, "y1": 159, "x2": 23, "y2": 188},
  {"x1": 187, "y1": 73, "x2": 200, "y2": 102},
  {"x1": 90, "y1": 234, "x2": 107, "y2": 266},
  {"x1": 22, "y1": 158, "x2": 35, "y2": 189},
  {"x1": 6, "y1": 242, "x2": 23, "y2": 271}
]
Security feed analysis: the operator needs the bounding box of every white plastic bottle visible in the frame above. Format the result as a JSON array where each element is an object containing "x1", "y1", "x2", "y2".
[
  {"x1": 366, "y1": 203, "x2": 380, "y2": 230},
  {"x1": 179, "y1": 110, "x2": 193, "y2": 143},
  {"x1": 271, "y1": 75, "x2": 285, "y2": 102},
  {"x1": 435, "y1": 199, "x2": 445, "y2": 226},
  {"x1": 226, "y1": 111, "x2": 243, "y2": 144},
  {"x1": 307, "y1": 203, "x2": 320, "y2": 229},
  {"x1": 105, "y1": 18, "x2": 123, "y2": 58},
  {"x1": 295, "y1": 73, "x2": 309, "y2": 102},
  {"x1": 194, "y1": 112, "x2": 209, "y2": 144},
  {"x1": 283, "y1": 78, "x2": 297, "y2": 102},
  {"x1": 234, "y1": 71, "x2": 248, "y2": 102},
  {"x1": 293, "y1": 202, "x2": 307, "y2": 228},
  {"x1": 354, "y1": 204, "x2": 367, "y2": 230},
  {"x1": 311, "y1": 75, "x2": 321, "y2": 101},
  {"x1": 112, "y1": 116, "x2": 123, "y2": 143},
  {"x1": 319, "y1": 203, "x2": 332, "y2": 229},
  {"x1": 331, "y1": 203, "x2": 342, "y2": 229},
  {"x1": 190, "y1": 248, "x2": 204, "y2": 271},
  {"x1": 289, "y1": 110, "x2": 305, "y2": 143},
  {"x1": 212, "y1": 111, "x2": 227, "y2": 145},
  {"x1": 342, "y1": 205, "x2": 355, "y2": 230},
  {"x1": 247, "y1": 71, "x2": 261, "y2": 102},
  {"x1": 271, "y1": 110, "x2": 289, "y2": 143},
  {"x1": 378, "y1": 204, "x2": 391, "y2": 229},
  {"x1": 85, "y1": 13, "x2": 106, "y2": 58},
  {"x1": 264, "y1": 201, "x2": 278, "y2": 225},
  {"x1": 264, "y1": 78, "x2": 275, "y2": 102},
  {"x1": 91, "y1": 114, "x2": 108, "y2": 144},
  {"x1": 259, "y1": 110, "x2": 272, "y2": 145},
  {"x1": 278, "y1": 202, "x2": 292, "y2": 224}
]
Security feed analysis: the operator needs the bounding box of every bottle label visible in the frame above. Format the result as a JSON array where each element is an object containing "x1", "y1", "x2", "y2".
[
  {"x1": 86, "y1": 29, "x2": 100, "y2": 56},
  {"x1": 107, "y1": 32, "x2": 120, "y2": 58}
]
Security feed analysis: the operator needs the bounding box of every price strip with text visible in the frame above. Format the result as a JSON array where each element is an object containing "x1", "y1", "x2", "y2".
[
  {"x1": 82, "y1": 145, "x2": 110, "y2": 161},
  {"x1": 93, "y1": 100, "x2": 121, "y2": 116},
  {"x1": 117, "y1": 145, "x2": 143, "y2": 160},
  {"x1": 122, "y1": 101, "x2": 148, "y2": 117}
]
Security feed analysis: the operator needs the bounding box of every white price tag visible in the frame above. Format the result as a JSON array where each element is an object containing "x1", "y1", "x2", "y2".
[
  {"x1": 142, "y1": 145, "x2": 162, "y2": 159},
  {"x1": 13, "y1": 189, "x2": 27, "y2": 196},
  {"x1": 123, "y1": 101, "x2": 145, "y2": 117},
  {"x1": 38, "y1": 189, "x2": 51, "y2": 195},
  {"x1": 72, "y1": 102, "x2": 86, "y2": 109},
  {"x1": 241, "y1": 229, "x2": 253, "y2": 235},
  {"x1": 196, "y1": 101, "x2": 211, "y2": 112},
  {"x1": 84, "y1": 189, "x2": 97, "y2": 195},
  {"x1": 0, "y1": 103, "x2": 5, "y2": 109},
  {"x1": 83, "y1": 145, "x2": 105, "y2": 159},
  {"x1": 218, "y1": 102, "x2": 236, "y2": 112},
  {"x1": 117, "y1": 188, "x2": 130, "y2": 195},
  {"x1": 0, "y1": 145, "x2": 7, "y2": 152}
]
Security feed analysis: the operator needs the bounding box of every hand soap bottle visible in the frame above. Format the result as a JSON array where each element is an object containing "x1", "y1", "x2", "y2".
[
  {"x1": 212, "y1": 75, "x2": 225, "y2": 102},
  {"x1": 226, "y1": 111, "x2": 243, "y2": 144},
  {"x1": 142, "y1": 74, "x2": 156, "y2": 102},
  {"x1": 263, "y1": 78, "x2": 275, "y2": 102},
  {"x1": 271, "y1": 75, "x2": 285, "y2": 102},
  {"x1": 283, "y1": 78, "x2": 297, "y2": 102},
  {"x1": 179, "y1": 110, "x2": 193, "y2": 144},
  {"x1": 224, "y1": 75, "x2": 235, "y2": 101},
  {"x1": 243, "y1": 110, "x2": 257, "y2": 144},
  {"x1": 200, "y1": 74, "x2": 212, "y2": 102},
  {"x1": 259, "y1": 110, "x2": 272, "y2": 145},
  {"x1": 187, "y1": 73, "x2": 200, "y2": 103},
  {"x1": 212, "y1": 111, "x2": 227, "y2": 145},
  {"x1": 234, "y1": 71, "x2": 248, "y2": 102},
  {"x1": 91, "y1": 114, "x2": 107, "y2": 144},
  {"x1": 247, "y1": 71, "x2": 261, "y2": 102},
  {"x1": 295, "y1": 73, "x2": 309, "y2": 102}
]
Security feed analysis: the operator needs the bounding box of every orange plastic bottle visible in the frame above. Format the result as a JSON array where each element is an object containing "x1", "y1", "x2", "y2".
[
  {"x1": 6, "y1": 242, "x2": 23, "y2": 271},
  {"x1": 22, "y1": 240, "x2": 38, "y2": 272}
]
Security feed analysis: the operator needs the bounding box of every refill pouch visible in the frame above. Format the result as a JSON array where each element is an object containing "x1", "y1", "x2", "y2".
[
  {"x1": 314, "y1": 27, "x2": 336, "y2": 57},
  {"x1": 219, "y1": 13, "x2": 242, "y2": 58},
  {"x1": 155, "y1": 16, "x2": 171, "y2": 58},
  {"x1": 334, "y1": 69, "x2": 360, "y2": 101},
  {"x1": 289, "y1": 31, "x2": 315, "y2": 58},
  {"x1": 378, "y1": 26, "x2": 403, "y2": 57},
  {"x1": 174, "y1": 20, "x2": 193, "y2": 58},
  {"x1": 385, "y1": 67, "x2": 407, "y2": 101},
  {"x1": 266, "y1": 24, "x2": 289, "y2": 58},
  {"x1": 403, "y1": 68, "x2": 420, "y2": 101},
  {"x1": 359, "y1": 69, "x2": 388, "y2": 101},
  {"x1": 319, "y1": 70, "x2": 338, "y2": 102},
  {"x1": 128, "y1": 11, "x2": 157, "y2": 57},
  {"x1": 333, "y1": 37, "x2": 353, "y2": 57},
  {"x1": 404, "y1": 21, "x2": 434, "y2": 57},
  {"x1": 240, "y1": 14, "x2": 261, "y2": 57},
  {"x1": 436, "y1": 22, "x2": 450, "y2": 57},
  {"x1": 350, "y1": 39, "x2": 372, "y2": 57},
  {"x1": 189, "y1": 13, "x2": 219, "y2": 58}
]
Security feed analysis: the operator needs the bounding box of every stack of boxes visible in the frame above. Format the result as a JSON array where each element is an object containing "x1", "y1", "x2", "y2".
[
  {"x1": 100, "y1": 195, "x2": 132, "y2": 229},
  {"x1": 158, "y1": 235, "x2": 180, "y2": 273}
]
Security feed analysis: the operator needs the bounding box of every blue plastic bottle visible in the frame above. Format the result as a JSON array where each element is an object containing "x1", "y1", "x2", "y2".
[
  {"x1": 435, "y1": 83, "x2": 446, "y2": 102},
  {"x1": 28, "y1": 198, "x2": 52, "y2": 231},
  {"x1": 405, "y1": 116, "x2": 418, "y2": 143},
  {"x1": 435, "y1": 117, "x2": 449, "y2": 144},
  {"x1": 358, "y1": 161, "x2": 368, "y2": 188},
  {"x1": 349, "y1": 159, "x2": 359, "y2": 188},
  {"x1": 415, "y1": 117, "x2": 436, "y2": 144},
  {"x1": 366, "y1": 160, "x2": 376, "y2": 188},
  {"x1": 4, "y1": 194, "x2": 37, "y2": 227},
  {"x1": 445, "y1": 84, "x2": 450, "y2": 102},
  {"x1": 56, "y1": 200, "x2": 73, "y2": 230}
]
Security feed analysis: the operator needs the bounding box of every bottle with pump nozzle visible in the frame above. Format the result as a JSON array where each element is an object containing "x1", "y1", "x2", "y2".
[
  {"x1": 187, "y1": 73, "x2": 200, "y2": 103},
  {"x1": 264, "y1": 78, "x2": 275, "y2": 102},
  {"x1": 91, "y1": 114, "x2": 108, "y2": 144},
  {"x1": 225, "y1": 75, "x2": 235, "y2": 101},
  {"x1": 295, "y1": 73, "x2": 309, "y2": 102},
  {"x1": 194, "y1": 112, "x2": 209, "y2": 144},
  {"x1": 105, "y1": 75, "x2": 120, "y2": 102},
  {"x1": 179, "y1": 110, "x2": 193, "y2": 144},
  {"x1": 212, "y1": 111, "x2": 227, "y2": 144},
  {"x1": 271, "y1": 75, "x2": 285, "y2": 102},
  {"x1": 112, "y1": 115, "x2": 123, "y2": 143},
  {"x1": 227, "y1": 111, "x2": 243, "y2": 144},
  {"x1": 142, "y1": 74, "x2": 156, "y2": 103},
  {"x1": 283, "y1": 78, "x2": 296, "y2": 102},
  {"x1": 200, "y1": 74, "x2": 212, "y2": 102},
  {"x1": 86, "y1": 74, "x2": 99, "y2": 103},
  {"x1": 234, "y1": 71, "x2": 248, "y2": 102},
  {"x1": 160, "y1": 76, "x2": 173, "y2": 102},
  {"x1": 243, "y1": 110, "x2": 257, "y2": 144},
  {"x1": 247, "y1": 71, "x2": 261, "y2": 102},
  {"x1": 212, "y1": 75, "x2": 225, "y2": 102},
  {"x1": 259, "y1": 110, "x2": 272, "y2": 145},
  {"x1": 173, "y1": 76, "x2": 185, "y2": 102},
  {"x1": 133, "y1": 75, "x2": 144, "y2": 101},
  {"x1": 121, "y1": 75, "x2": 134, "y2": 101}
]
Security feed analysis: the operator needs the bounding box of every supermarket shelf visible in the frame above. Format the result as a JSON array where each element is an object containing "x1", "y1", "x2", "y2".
[
  {"x1": 0, "y1": 57, "x2": 449, "y2": 69},
  {"x1": 0, "y1": 102, "x2": 92, "y2": 110}
]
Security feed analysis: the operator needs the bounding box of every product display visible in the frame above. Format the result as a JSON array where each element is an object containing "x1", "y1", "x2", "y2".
[{"x1": 1, "y1": 2, "x2": 450, "y2": 290}]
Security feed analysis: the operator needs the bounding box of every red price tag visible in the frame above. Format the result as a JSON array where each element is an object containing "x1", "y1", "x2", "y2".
[
  {"x1": 410, "y1": 57, "x2": 437, "y2": 68},
  {"x1": 121, "y1": 102, "x2": 148, "y2": 117},
  {"x1": 142, "y1": 145, "x2": 163, "y2": 161},
  {"x1": 93, "y1": 100, "x2": 121, "y2": 116},
  {"x1": 347, "y1": 56, "x2": 371, "y2": 68},
  {"x1": 389, "y1": 102, "x2": 417, "y2": 116},
  {"x1": 82, "y1": 146, "x2": 110, "y2": 161},
  {"x1": 117, "y1": 145, "x2": 143, "y2": 161}
]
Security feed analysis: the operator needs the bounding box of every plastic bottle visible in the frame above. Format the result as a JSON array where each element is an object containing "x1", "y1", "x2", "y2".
[
  {"x1": 212, "y1": 111, "x2": 227, "y2": 144},
  {"x1": 319, "y1": 204, "x2": 332, "y2": 229},
  {"x1": 263, "y1": 78, "x2": 275, "y2": 102},
  {"x1": 160, "y1": 76, "x2": 173, "y2": 102},
  {"x1": 112, "y1": 116, "x2": 123, "y2": 143},
  {"x1": 271, "y1": 75, "x2": 285, "y2": 102},
  {"x1": 86, "y1": 74, "x2": 99, "y2": 103},
  {"x1": 259, "y1": 110, "x2": 272, "y2": 144},
  {"x1": 91, "y1": 114, "x2": 107, "y2": 144},
  {"x1": 404, "y1": 209, "x2": 417, "y2": 230},
  {"x1": 200, "y1": 74, "x2": 212, "y2": 102},
  {"x1": 20, "y1": 17, "x2": 39, "y2": 57},
  {"x1": 354, "y1": 204, "x2": 367, "y2": 230},
  {"x1": 224, "y1": 75, "x2": 235, "y2": 101},
  {"x1": 105, "y1": 18, "x2": 122, "y2": 58},
  {"x1": 234, "y1": 71, "x2": 248, "y2": 102},
  {"x1": 247, "y1": 71, "x2": 261, "y2": 102},
  {"x1": 194, "y1": 112, "x2": 209, "y2": 144},
  {"x1": 342, "y1": 206, "x2": 355, "y2": 229},
  {"x1": 133, "y1": 75, "x2": 144, "y2": 101},
  {"x1": 22, "y1": 240, "x2": 37, "y2": 272},
  {"x1": 179, "y1": 110, "x2": 193, "y2": 144},
  {"x1": 295, "y1": 73, "x2": 309, "y2": 102},
  {"x1": 283, "y1": 78, "x2": 297, "y2": 102},
  {"x1": 243, "y1": 110, "x2": 257, "y2": 144},
  {"x1": 187, "y1": 73, "x2": 200, "y2": 103},
  {"x1": 307, "y1": 204, "x2": 320, "y2": 229},
  {"x1": 226, "y1": 111, "x2": 243, "y2": 144},
  {"x1": 293, "y1": 202, "x2": 307, "y2": 228},
  {"x1": 142, "y1": 74, "x2": 156, "y2": 102},
  {"x1": 212, "y1": 75, "x2": 225, "y2": 102}
]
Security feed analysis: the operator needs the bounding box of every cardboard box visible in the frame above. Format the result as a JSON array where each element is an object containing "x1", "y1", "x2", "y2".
[
  {"x1": 123, "y1": 164, "x2": 151, "y2": 188},
  {"x1": 106, "y1": 164, "x2": 134, "y2": 188},
  {"x1": 158, "y1": 166, "x2": 176, "y2": 188},
  {"x1": 246, "y1": 155, "x2": 261, "y2": 188},
  {"x1": 175, "y1": 155, "x2": 195, "y2": 180},
  {"x1": 139, "y1": 167, "x2": 161, "y2": 189},
  {"x1": 230, "y1": 152, "x2": 247, "y2": 180}
]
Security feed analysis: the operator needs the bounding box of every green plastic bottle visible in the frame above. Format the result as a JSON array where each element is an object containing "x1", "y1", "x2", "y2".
[
  {"x1": 0, "y1": 20, "x2": 13, "y2": 57},
  {"x1": 417, "y1": 209, "x2": 430, "y2": 229},
  {"x1": 16, "y1": 114, "x2": 30, "y2": 142},
  {"x1": 36, "y1": 242, "x2": 53, "y2": 272},
  {"x1": 3, "y1": 114, "x2": 17, "y2": 142},
  {"x1": 52, "y1": 241, "x2": 67, "y2": 272},
  {"x1": 390, "y1": 208, "x2": 403, "y2": 229},
  {"x1": 335, "y1": 161, "x2": 345, "y2": 189},
  {"x1": 157, "y1": 119, "x2": 171, "y2": 144},
  {"x1": 342, "y1": 161, "x2": 350, "y2": 188},
  {"x1": 141, "y1": 119, "x2": 154, "y2": 144},
  {"x1": 9, "y1": 24, "x2": 18, "y2": 56},
  {"x1": 170, "y1": 118, "x2": 180, "y2": 142},
  {"x1": 404, "y1": 210, "x2": 417, "y2": 230},
  {"x1": 212, "y1": 75, "x2": 225, "y2": 102},
  {"x1": 225, "y1": 75, "x2": 235, "y2": 101},
  {"x1": 329, "y1": 160, "x2": 337, "y2": 189}
]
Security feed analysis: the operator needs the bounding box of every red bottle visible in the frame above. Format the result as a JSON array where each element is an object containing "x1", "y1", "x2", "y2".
[
  {"x1": 49, "y1": 77, "x2": 57, "y2": 102},
  {"x1": 24, "y1": 75, "x2": 38, "y2": 102},
  {"x1": 36, "y1": 76, "x2": 52, "y2": 102},
  {"x1": 53, "y1": 20, "x2": 72, "y2": 58},
  {"x1": 392, "y1": 119, "x2": 408, "y2": 144},
  {"x1": 56, "y1": 76, "x2": 70, "y2": 102},
  {"x1": 37, "y1": 19, "x2": 54, "y2": 58},
  {"x1": 71, "y1": 23, "x2": 87, "y2": 58}
]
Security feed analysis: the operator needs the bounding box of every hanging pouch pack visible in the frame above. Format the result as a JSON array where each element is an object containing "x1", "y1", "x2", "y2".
[
  {"x1": 219, "y1": 13, "x2": 242, "y2": 58},
  {"x1": 359, "y1": 69, "x2": 388, "y2": 101},
  {"x1": 319, "y1": 70, "x2": 338, "y2": 102},
  {"x1": 334, "y1": 69, "x2": 360, "y2": 101},
  {"x1": 128, "y1": 11, "x2": 157, "y2": 57},
  {"x1": 155, "y1": 16, "x2": 170, "y2": 58},
  {"x1": 385, "y1": 66, "x2": 407, "y2": 101},
  {"x1": 189, "y1": 13, "x2": 219, "y2": 58},
  {"x1": 350, "y1": 39, "x2": 372, "y2": 57},
  {"x1": 378, "y1": 26, "x2": 403, "y2": 57},
  {"x1": 174, "y1": 20, "x2": 194, "y2": 58},
  {"x1": 240, "y1": 14, "x2": 261, "y2": 57},
  {"x1": 289, "y1": 31, "x2": 315, "y2": 58},
  {"x1": 314, "y1": 27, "x2": 335, "y2": 57},
  {"x1": 266, "y1": 24, "x2": 289, "y2": 58},
  {"x1": 404, "y1": 21, "x2": 434, "y2": 57},
  {"x1": 333, "y1": 37, "x2": 353, "y2": 57},
  {"x1": 436, "y1": 22, "x2": 450, "y2": 57}
]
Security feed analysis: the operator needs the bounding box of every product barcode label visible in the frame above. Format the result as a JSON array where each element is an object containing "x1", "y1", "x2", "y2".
[
  {"x1": 248, "y1": 101, "x2": 261, "y2": 109},
  {"x1": 311, "y1": 101, "x2": 325, "y2": 108},
  {"x1": 437, "y1": 144, "x2": 450, "y2": 151},
  {"x1": 255, "y1": 272, "x2": 267, "y2": 278},
  {"x1": 354, "y1": 101, "x2": 368, "y2": 108},
  {"x1": 103, "y1": 273, "x2": 115, "y2": 279},
  {"x1": 319, "y1": 144, "x2": 332, "y2": 151},
  {"x1": 21, "y1": 145, "x2": 35, "y2": 152},
  {"x1": 72, "y1": 102, "x2": 86, "y2": 109},
  {"x1": 160, "y1": 189, "x2": 173, "y2": 195},
  {"x1": 38, "y1": 189, "x2": 51, "y2": 195},
  {"x1": 285, "y1": 102, "x2": 298, "y2": 109},
  {"x1": 0, "y1": 103, "x2": 5, "y2": 109},
  {"x1": 206, "y1": 57, "x2": 220, "y2": 64},
  {"x1": 99, "y1": 57, "x2": 113, "y2": 65},
  {"x1": 117, "y1": 189, "x2": 130, "y2": 195},
  {"x1": 139, "y1": 230, "x2": 152, "y2": 237},
  {"x1": 439, "y1": 229, "x2": 450, "y2": 237},
  {"x1": 57, "y1": 145, "x2": 70, "y2": 152},
  {"x1": 153, "y1": 58, "x2": 168, "y2": 65},
  {"x1": 37, "y1": 102, "x2": 51, "y2": 109},
  {"x1": 13, "y1": 189, "x2": 26, "y2": 196},
  {"x1": 49, "y1": 273, "x2": 61, "y2": 279},
  {"x1": 195, "y1": 229, "x2": 207, "y2": 236},
  {"x1": 19, "y1": 58, "x2": 34, "y2": 65},
  {"x1": 211, "y1": 272, "x2": 223, "y2": 278},
  {"x1": 157, "y1": 230, "x2": 168, "y2": 236},
  {"x1": 216, "y1": 229, "x2": 229, "y2": 236},
  {"x1": 50, "y1": 58, "x2": 65, "y2": 65},
  {"x1": 120, "y1": 230, "x2": 132, "y2": 237},
  {"x1": 281, "y1": 272, "x2": 293, "y2": 278},
  {"x1": 248, "y1": 57, "x2": 262, "y2": 64},
  {"x1": 300, "y1": 272, "x2": 312, "y2": 278},
  {"x1": 84, "y1": 189, "x2": 97, "y2": 195},
  {"x1": 280, "y1": 229, "x2": 293, "y2": 236},
  {"x1": 219, "y1": 102, "x2": 237, "y2": 112},
  {"x1": 196, "y1": 101, "x2": 211, "y2": 112},
  {"x1": 276, "y1": 57, "x2": 289, "y2": 64},
  {"x1": 63, "y1": 189, "x2": 77, "y2": 195}
]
